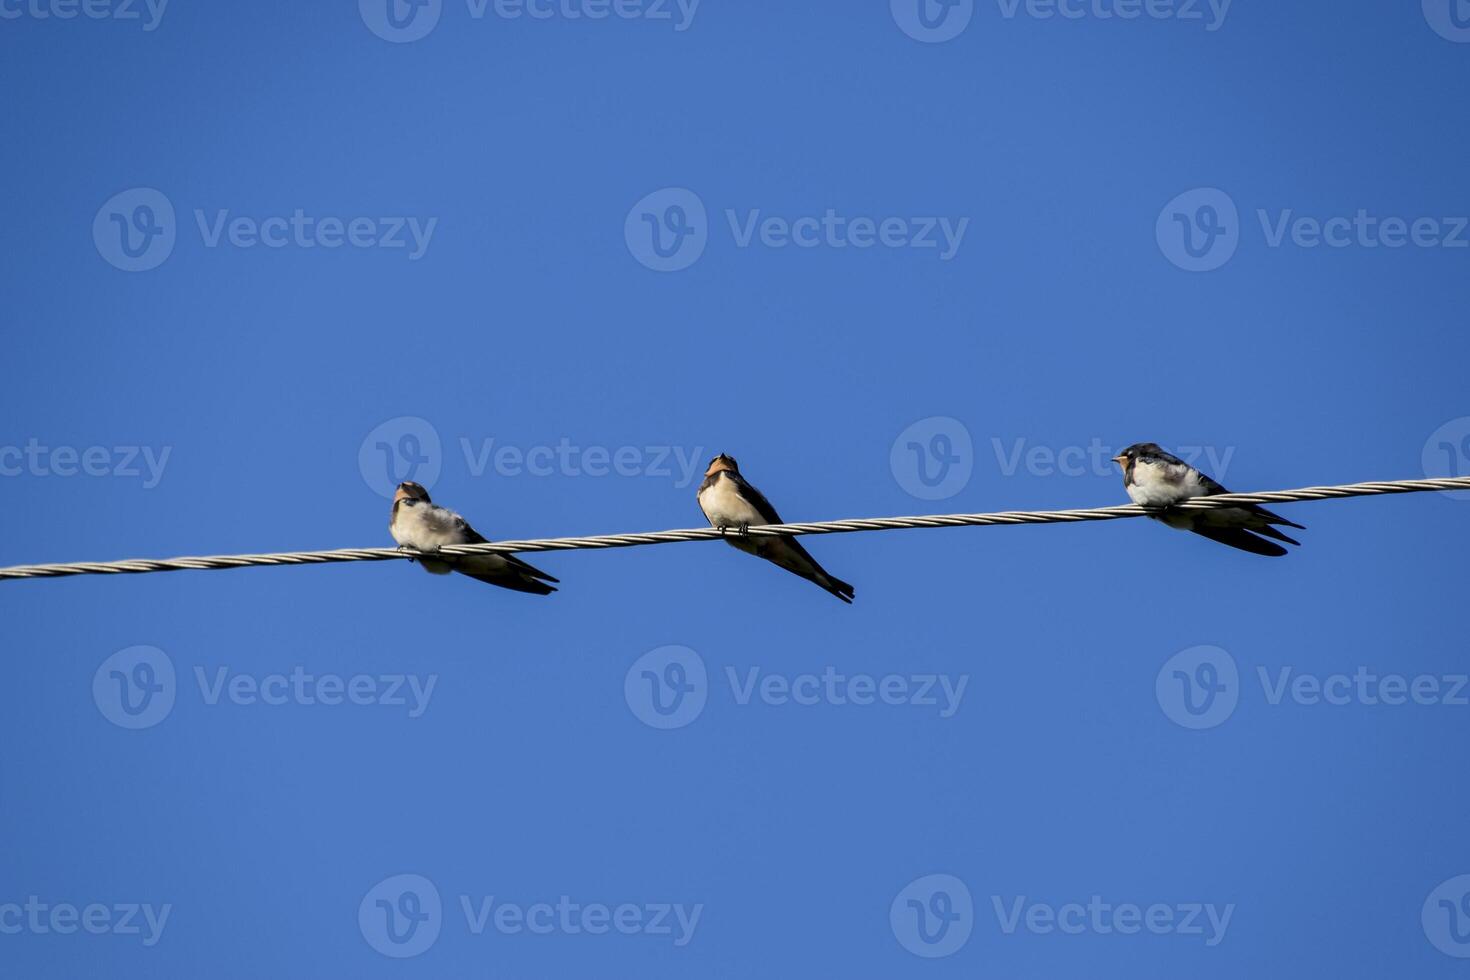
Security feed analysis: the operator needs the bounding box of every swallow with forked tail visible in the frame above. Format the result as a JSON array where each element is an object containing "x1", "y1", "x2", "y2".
[
  {"x1": 389, "y1": 482, "x2": 559, "y2": 594},
  {"x1": 1112, "y1": 443, "x2": 1305, "y2": 557},
  {"x1": 697, "y1": 454, "x2": 855, "y2": 602}
]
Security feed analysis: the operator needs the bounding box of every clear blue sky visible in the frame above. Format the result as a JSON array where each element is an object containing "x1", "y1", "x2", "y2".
[{"x1": 4, "y1": 2, "x2": 1470, "y2": 976}]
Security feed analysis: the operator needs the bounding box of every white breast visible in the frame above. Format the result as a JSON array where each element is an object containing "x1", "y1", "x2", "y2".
[
  {"x1": 699, "y1": 475, "x2": 764, "y2": 527},
  {"x1": 391, "y1": 502, "x2": 467, "y2": 550},
  {"x1": 1126, "y1": 458, "x2": 1204, "y2": 507}
]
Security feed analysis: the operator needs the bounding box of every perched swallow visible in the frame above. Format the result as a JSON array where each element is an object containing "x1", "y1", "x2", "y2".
[
  {"x1": 697, "y1": 454, "x2": 855, "y2": 602},
  {"x1": 1111, "y1": 443, "x2": 1305, "y2": 557},
  {"x1": 389, "y1": 482, "x2": 559, "y2": 594}
]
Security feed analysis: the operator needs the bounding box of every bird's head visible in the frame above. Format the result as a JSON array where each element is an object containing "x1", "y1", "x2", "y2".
[
  {"x1": 704, "y1": 453, "x2": 739, "y2": 478},
  {"x1": 394, "y1": 481, "x2": 431, "y2": 504},
  {"x1": 1111, "y1": 443, "x2": 1163, "y2": 470}
]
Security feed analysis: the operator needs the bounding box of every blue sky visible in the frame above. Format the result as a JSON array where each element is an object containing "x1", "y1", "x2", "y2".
[{"x1": 3, "y1": 1, "x2": 1470, "y2": 976}]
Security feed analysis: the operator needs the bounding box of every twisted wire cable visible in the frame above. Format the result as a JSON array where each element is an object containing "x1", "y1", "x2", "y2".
[{"x1": 1, "y1": 475, "x2": 1466, "y2": 581}]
